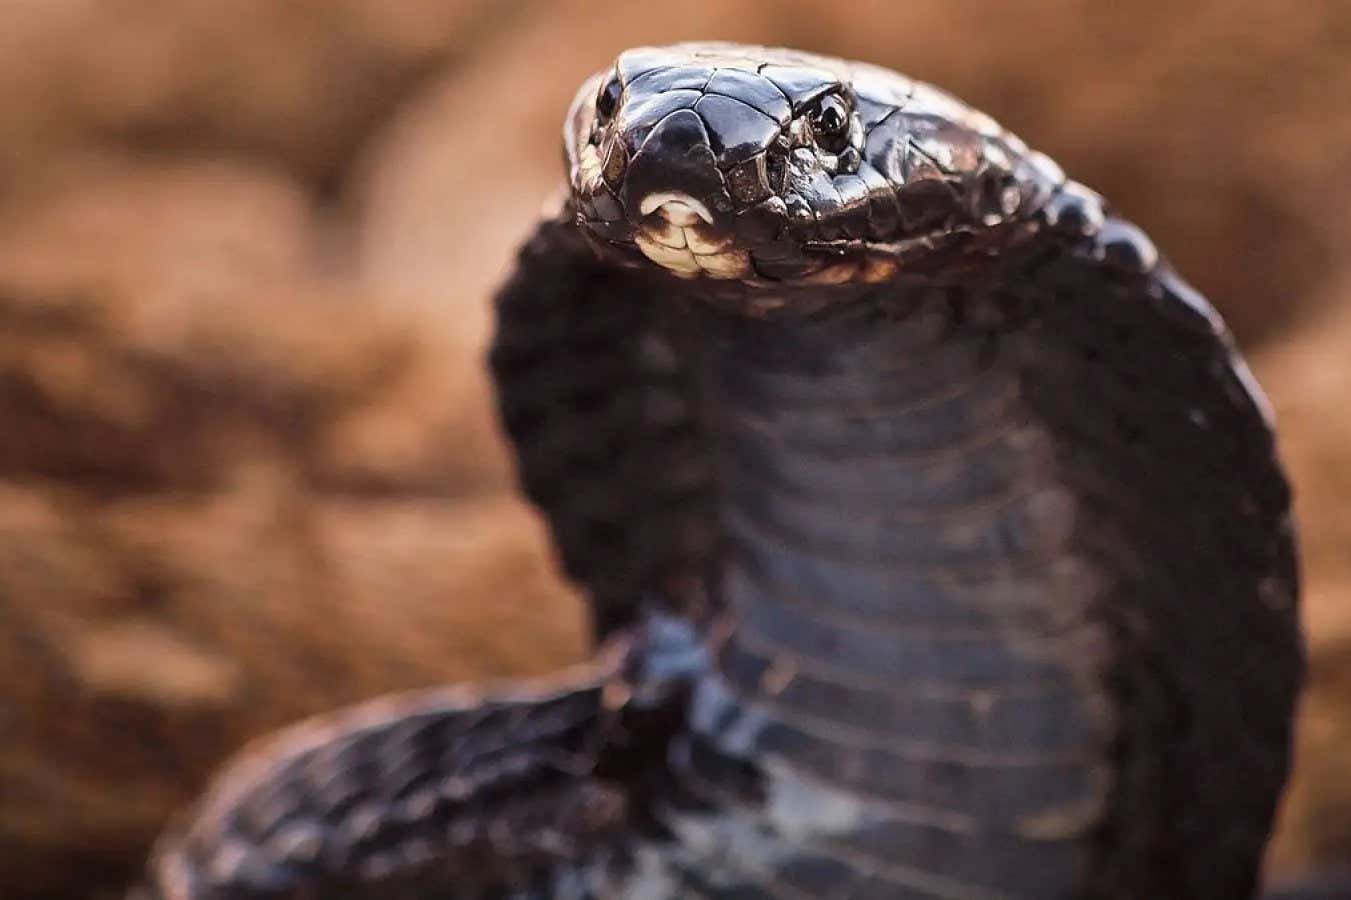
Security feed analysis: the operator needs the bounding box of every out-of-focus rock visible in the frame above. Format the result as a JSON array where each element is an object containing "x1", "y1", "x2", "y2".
[
  {"x1": 0, "y1": 160, "x2": 573, "y2": 897},
  {"x1": 0, "y1": 159, "x2": 320, "y2": 489},
  {"x1": 0, "y1": 159, "x2": 508, "y2": 494},
  {"x1": 313, "y1": 325, "x2": 511, "y2": 495},
  {"x1": 0, "y1": 477, "x2": 584, "y2": 897},
  {"x1": 0, "y1": 0, "x2": 517, "y2": 187},
  {"x1": 1254, "y1": 286, "x2": 1351, "y2": 876},
  {"x1": 353, "y1": 0, "x2": 1351, "y2": 342}
]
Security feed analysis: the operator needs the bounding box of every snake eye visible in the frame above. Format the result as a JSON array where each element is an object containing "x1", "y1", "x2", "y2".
[
  {"x1": 596, "y1": 74, "x2": 623, "y2": 125},
  {"x1": 809, "y1": 93, "x2": 851, "y2": 152}
]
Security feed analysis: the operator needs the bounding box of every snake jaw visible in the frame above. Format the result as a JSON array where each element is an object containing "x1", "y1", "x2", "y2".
[{"x1": 632, "y1": 193, "x2": 750, "y2": 279}]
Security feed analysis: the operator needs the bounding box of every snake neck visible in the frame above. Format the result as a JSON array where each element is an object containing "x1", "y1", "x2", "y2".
[
  {"x1": 652, "y1": 288, "x2": 1118, "y2": 898},
  {"x1": 700, "y1": 290, "x2": 1098, "y2": 649}
]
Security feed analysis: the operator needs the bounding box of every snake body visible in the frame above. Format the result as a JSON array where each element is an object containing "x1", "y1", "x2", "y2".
[{"x1": 142, "y1": 43, "x2": 1303, "y2": 899}]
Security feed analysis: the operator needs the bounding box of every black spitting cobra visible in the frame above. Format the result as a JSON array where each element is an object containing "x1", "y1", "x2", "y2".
[{"x1": 139, "y1": 43, "x2": 1308, "y2": 899}]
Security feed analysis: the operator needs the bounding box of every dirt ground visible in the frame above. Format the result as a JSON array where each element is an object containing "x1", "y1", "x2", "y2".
[{"x1": 1, "y1": 1, "x2": 1348, "y2": 896}]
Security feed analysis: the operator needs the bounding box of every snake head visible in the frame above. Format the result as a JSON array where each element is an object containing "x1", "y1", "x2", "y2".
[{"x1": 566, "y1": 43, "x2": 1065, "y2": 287}]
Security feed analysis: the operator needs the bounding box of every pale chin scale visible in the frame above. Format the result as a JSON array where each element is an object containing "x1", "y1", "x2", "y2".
[{"x1": 635, "y1": 192, "x2": 749, "y2": 279}]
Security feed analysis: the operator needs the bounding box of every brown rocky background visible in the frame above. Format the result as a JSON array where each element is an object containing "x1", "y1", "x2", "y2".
[{"x1": 0, "y1": 1, "x2": 1348, "y2": 897}]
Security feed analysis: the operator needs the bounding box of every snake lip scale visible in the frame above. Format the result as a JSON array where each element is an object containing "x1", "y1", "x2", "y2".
[{"x1": 139, "y1": 42, "x2": 1304, "y2": 900}]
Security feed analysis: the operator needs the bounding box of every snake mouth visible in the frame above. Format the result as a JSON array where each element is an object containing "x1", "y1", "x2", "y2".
[
  {"x1": 638, "y1": 192, "x2": 713, "y2": 225},
  {"x1": 633, "y1": 192, "x2": 751, "y2": 280}
]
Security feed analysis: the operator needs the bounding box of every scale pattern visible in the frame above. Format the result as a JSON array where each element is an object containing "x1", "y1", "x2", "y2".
[{"x1": 139, "y1": 43, "x2": 1303, "y2": 900}]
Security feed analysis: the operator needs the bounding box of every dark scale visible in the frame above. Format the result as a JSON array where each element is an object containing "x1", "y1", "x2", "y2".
[
  {"x1": 138, "y1": 43, "x2": 1306, "y2": 900},
  {"x1": 642, "y1": 290, "x2": 1112, "y2": 898}
]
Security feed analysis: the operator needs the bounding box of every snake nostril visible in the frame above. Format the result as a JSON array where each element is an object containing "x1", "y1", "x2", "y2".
[
  {"x1": 601, "y1": 140, "x2": 627, "y2": 187},
  {"x1": 765, "y1": 152, "x2": 788, "y2": 194},
  {"x1": 726, "y1": 156, "x2": 772, "y2": 206}
]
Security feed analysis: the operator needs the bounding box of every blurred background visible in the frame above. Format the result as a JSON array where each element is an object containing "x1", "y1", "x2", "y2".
[{"x1": 0, "y1": 1, "x2": 1348, "y2": 896}]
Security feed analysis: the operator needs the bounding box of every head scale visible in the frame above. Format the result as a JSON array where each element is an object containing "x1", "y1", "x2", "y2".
[{"x1": 565, "y1": 43, "x2": 1061, "y2": 288}]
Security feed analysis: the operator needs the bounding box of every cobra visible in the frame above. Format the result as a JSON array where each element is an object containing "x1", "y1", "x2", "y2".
[{"x1": 139, "y1": 43, "x2": 1304, "y2": 899}]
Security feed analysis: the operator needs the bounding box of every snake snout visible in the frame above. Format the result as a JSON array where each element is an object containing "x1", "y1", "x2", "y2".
[
  {"x1": 615, "y1": 110, "x2": 748, "y2": 279},
  {"x1": 620, "y1": 110, "x2": 730, "y2": 217},
  {"x1": 632, "y1": 190, "x2": 746, "y2": 279}
]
